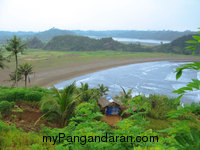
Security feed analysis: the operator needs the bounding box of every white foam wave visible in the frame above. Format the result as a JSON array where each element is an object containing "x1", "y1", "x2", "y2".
[
  {"x1": 131, "y1": 91, "x2": 140, "y2": 97},
  {"x1": 172, "y1": 84, "x2": 185, "y2": 90},
  {"x1": 76, "y1": 77, "x2": 93, "y2": 86},
  {"x1": 141, "y1": 86, "x2": 158, "y2": 90},
  {"x1": 165, "y1": 72, "x2": 176, "y2": 81},
  {"x1": 197, "y1": 71, "x2": 200, "y2": 80}
]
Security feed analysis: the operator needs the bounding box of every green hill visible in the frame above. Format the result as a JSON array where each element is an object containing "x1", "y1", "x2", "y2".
[
  {"x1": 155, "y1": 34, "x2": 196, "y2": 54},
  {"x1": 44, "y1": 35, "x2": 151, "y2": 52},
  {"x1": 26, "y1": 37, "x2": 44, "y2": 49},
  {"x1": 43, "y1": 34, "x2": 199, "y2": 55}
]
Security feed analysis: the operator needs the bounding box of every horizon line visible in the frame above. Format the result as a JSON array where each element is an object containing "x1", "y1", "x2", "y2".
[{"x1": 0, "y1": 27, "x2": 196, "y2": 33}]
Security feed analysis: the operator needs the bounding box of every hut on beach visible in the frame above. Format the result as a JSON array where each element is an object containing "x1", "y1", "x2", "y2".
[{"x1": 98, "y1": 96, "x2": 121, "y2": 115}]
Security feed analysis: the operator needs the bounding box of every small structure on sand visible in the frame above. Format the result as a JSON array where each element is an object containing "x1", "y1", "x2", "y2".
[{"x1": 98, "y1": 96, "x2": 121, "y2": 115}]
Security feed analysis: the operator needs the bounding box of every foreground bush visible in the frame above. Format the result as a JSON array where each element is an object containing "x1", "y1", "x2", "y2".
[
  {"x1": 0, "y1": 120, "x2": 54, "y2": 149},
  {"x1": 0, "y1": 87, "x2": 48, "y2": 102},
  {"x1": 0, "y1": 101, "x2": 14, "y2": 117},
  {"x1": 39, "y1": 82, "x2": 78, "y2": 127}
]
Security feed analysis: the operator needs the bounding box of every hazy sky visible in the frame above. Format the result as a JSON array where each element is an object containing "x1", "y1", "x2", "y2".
[{"x1": 0, "y1": 0, "x2": 199, "y2": 31}]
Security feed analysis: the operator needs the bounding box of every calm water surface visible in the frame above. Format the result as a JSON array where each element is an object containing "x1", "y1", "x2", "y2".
[{"x1": 89, "y1": 36, "x2": 170, "y2": 45}]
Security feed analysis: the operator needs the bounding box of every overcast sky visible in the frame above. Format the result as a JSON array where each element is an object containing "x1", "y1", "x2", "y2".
[{"x1": 0, "y1": 0, "x2": 199, "y2": 32}]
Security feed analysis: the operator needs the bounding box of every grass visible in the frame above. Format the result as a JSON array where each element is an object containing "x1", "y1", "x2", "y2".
[
  {"x1": 145, "y1": 117, "x2": 173, "y2": 131},
  {"x1": 2, "y1": 49, "x2": 198, "y2": 72}
]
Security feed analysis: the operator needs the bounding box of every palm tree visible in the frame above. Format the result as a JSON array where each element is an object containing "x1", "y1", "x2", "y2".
[
  {"x1": 4, "y1": 36, "x2": 27, "y2": 87},
  {"x1": 78, "y1": 82, "x2": 91, "y2": 102},
  {"x1": 8, "y1": 71, "x2": 23, "y2": 87},
  {"x1": 115, "y1": 86, "x2": 133, "y2": 101},
  {"x1": 120, "y1": 86, "x2": 133, "y2": 99},
  {"x1": 36, "y1": 82, "x2": 79, "y2": 127},
  {"x1": 98, "y1": 84, "x2": 109, "y2": 96},
  {"x1": 80, "y1": 82, "x2": 89, "y2": 91},
  {"x1": 18, "y1": 63, "x2": 33, "y2": 87}
]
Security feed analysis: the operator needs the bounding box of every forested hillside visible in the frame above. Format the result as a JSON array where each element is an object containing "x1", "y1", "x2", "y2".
[
  {"x1": 26, "y1": 37, "x2": 44, "y2": 49},
  {"x1": 44, "y1": 35, "x2": 151, "y2": 52},
  {"x1": 43, "y1": 33, "x2": 198, "y2": 55},
  {"x1": 155, "y1": 34, "x2": 196, "y2": 54}
]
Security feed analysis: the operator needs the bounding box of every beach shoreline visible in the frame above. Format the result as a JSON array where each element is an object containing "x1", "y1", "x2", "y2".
[
  {"x1": 1, "y1": 57, "x2": 200, "y2": 88},
  {"x1": 34, "y1": 57, "x2": 200, "y2": 88}
]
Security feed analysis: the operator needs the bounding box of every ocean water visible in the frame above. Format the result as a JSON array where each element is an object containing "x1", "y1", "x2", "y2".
[{"x1": 54, "y1": 61, "x2": 200, "y2": 104}]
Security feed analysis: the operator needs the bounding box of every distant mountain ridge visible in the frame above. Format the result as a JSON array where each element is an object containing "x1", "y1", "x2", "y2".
[{"x1": 0, "y1": 28, "x2": 194, "y2": 44}]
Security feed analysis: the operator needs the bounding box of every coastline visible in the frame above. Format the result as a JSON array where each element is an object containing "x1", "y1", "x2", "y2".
[{"x1": 32, "y1": 57, "x2": 200, "y2": 88}]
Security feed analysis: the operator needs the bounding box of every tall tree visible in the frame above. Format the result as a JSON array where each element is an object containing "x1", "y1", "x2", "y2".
[
  {"x1": 4, "y1": 36, "x2": 27, "y2": 87},
  {"x1": 18, "y1": 63, "x2": 33, "y2": 87}
]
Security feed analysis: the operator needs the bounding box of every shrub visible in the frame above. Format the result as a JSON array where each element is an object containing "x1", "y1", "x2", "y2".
[
  {"x1": 0, "y1": 88, "x2": 26, "y2": 102},
  {"x1": 10, "y1": 89, "x2": 26, "y2": 101},
  {"x1": 0, "y1": 120, "x2": 9, "y2": 132},
  {"x1": 25, "y1": 91, "x2": 43, "y2": 102},
  {"x1": 0, "y1": 101, "x2": 14, "y2": 116},
  {"x1": 147, "y1": 95, "x2": 178, "y2": 119},
  {"x1": 191, "y1": 102, "x2": 200, "y2": 115},
  {"x1": 0, "y1": 87, "x2": 46, "y2": 102},
  {"x1": 30, "y1": 85, "x2": 51, "y2": 94},
  {"x1": 72, "y1": 102, "x2": 103, "y2": 122}
]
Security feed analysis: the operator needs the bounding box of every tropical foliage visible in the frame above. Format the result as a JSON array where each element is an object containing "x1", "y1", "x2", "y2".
[
  {"x1": 18, "y1": 63, "x2": 33, "y2": 87},
  {"x1": 98, "y1": 84, "x2": 109, "y2": 96},
  {"x1": 39, "y1": 82, "x2": 79, "y2": 127},
  {"x1": 172, "y1": 28, "x2": 200, "y2": 103},
  {"x1": 4, "y1": 36, "x2": 27, "y2": 87},
  {"x1": 0, "y1": 83, "x2": 199, "y2": 149}
]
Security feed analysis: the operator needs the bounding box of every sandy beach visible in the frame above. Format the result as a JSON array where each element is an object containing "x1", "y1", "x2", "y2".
[
  {"x1": 1, "y1": 56, "x2": 200, "y2": 88},
  {"x1": 28, "y1": 57, "x2": 200, "y2": 88}
]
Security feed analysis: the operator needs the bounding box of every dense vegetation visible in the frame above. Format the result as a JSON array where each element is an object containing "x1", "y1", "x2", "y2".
[
  {"x1": 0, "y1": 84, "x2": 199, "y2": 149},
  {"x1": 44, "y1": 35, "x2": 151, "y2": 52},
  {"x1": 0, "y1": 86, "x2": 48, "y2": 103},
  {"x1": 155, "y1": 34, "x2": 197, "y2": 54},
  {"x1": 26, "y1": 37, "x2": 44, "y2": 49},
  {"x1": 25, "y1": 32, "x2": 197, "y2": 55},
  {"x1": 42, "y1": 33, "x2": 199, "y2": 55}
]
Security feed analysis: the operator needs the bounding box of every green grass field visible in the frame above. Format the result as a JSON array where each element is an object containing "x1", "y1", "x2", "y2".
[{"x1": 2, "y1": 49, "x2": 198, "y2": 72}]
